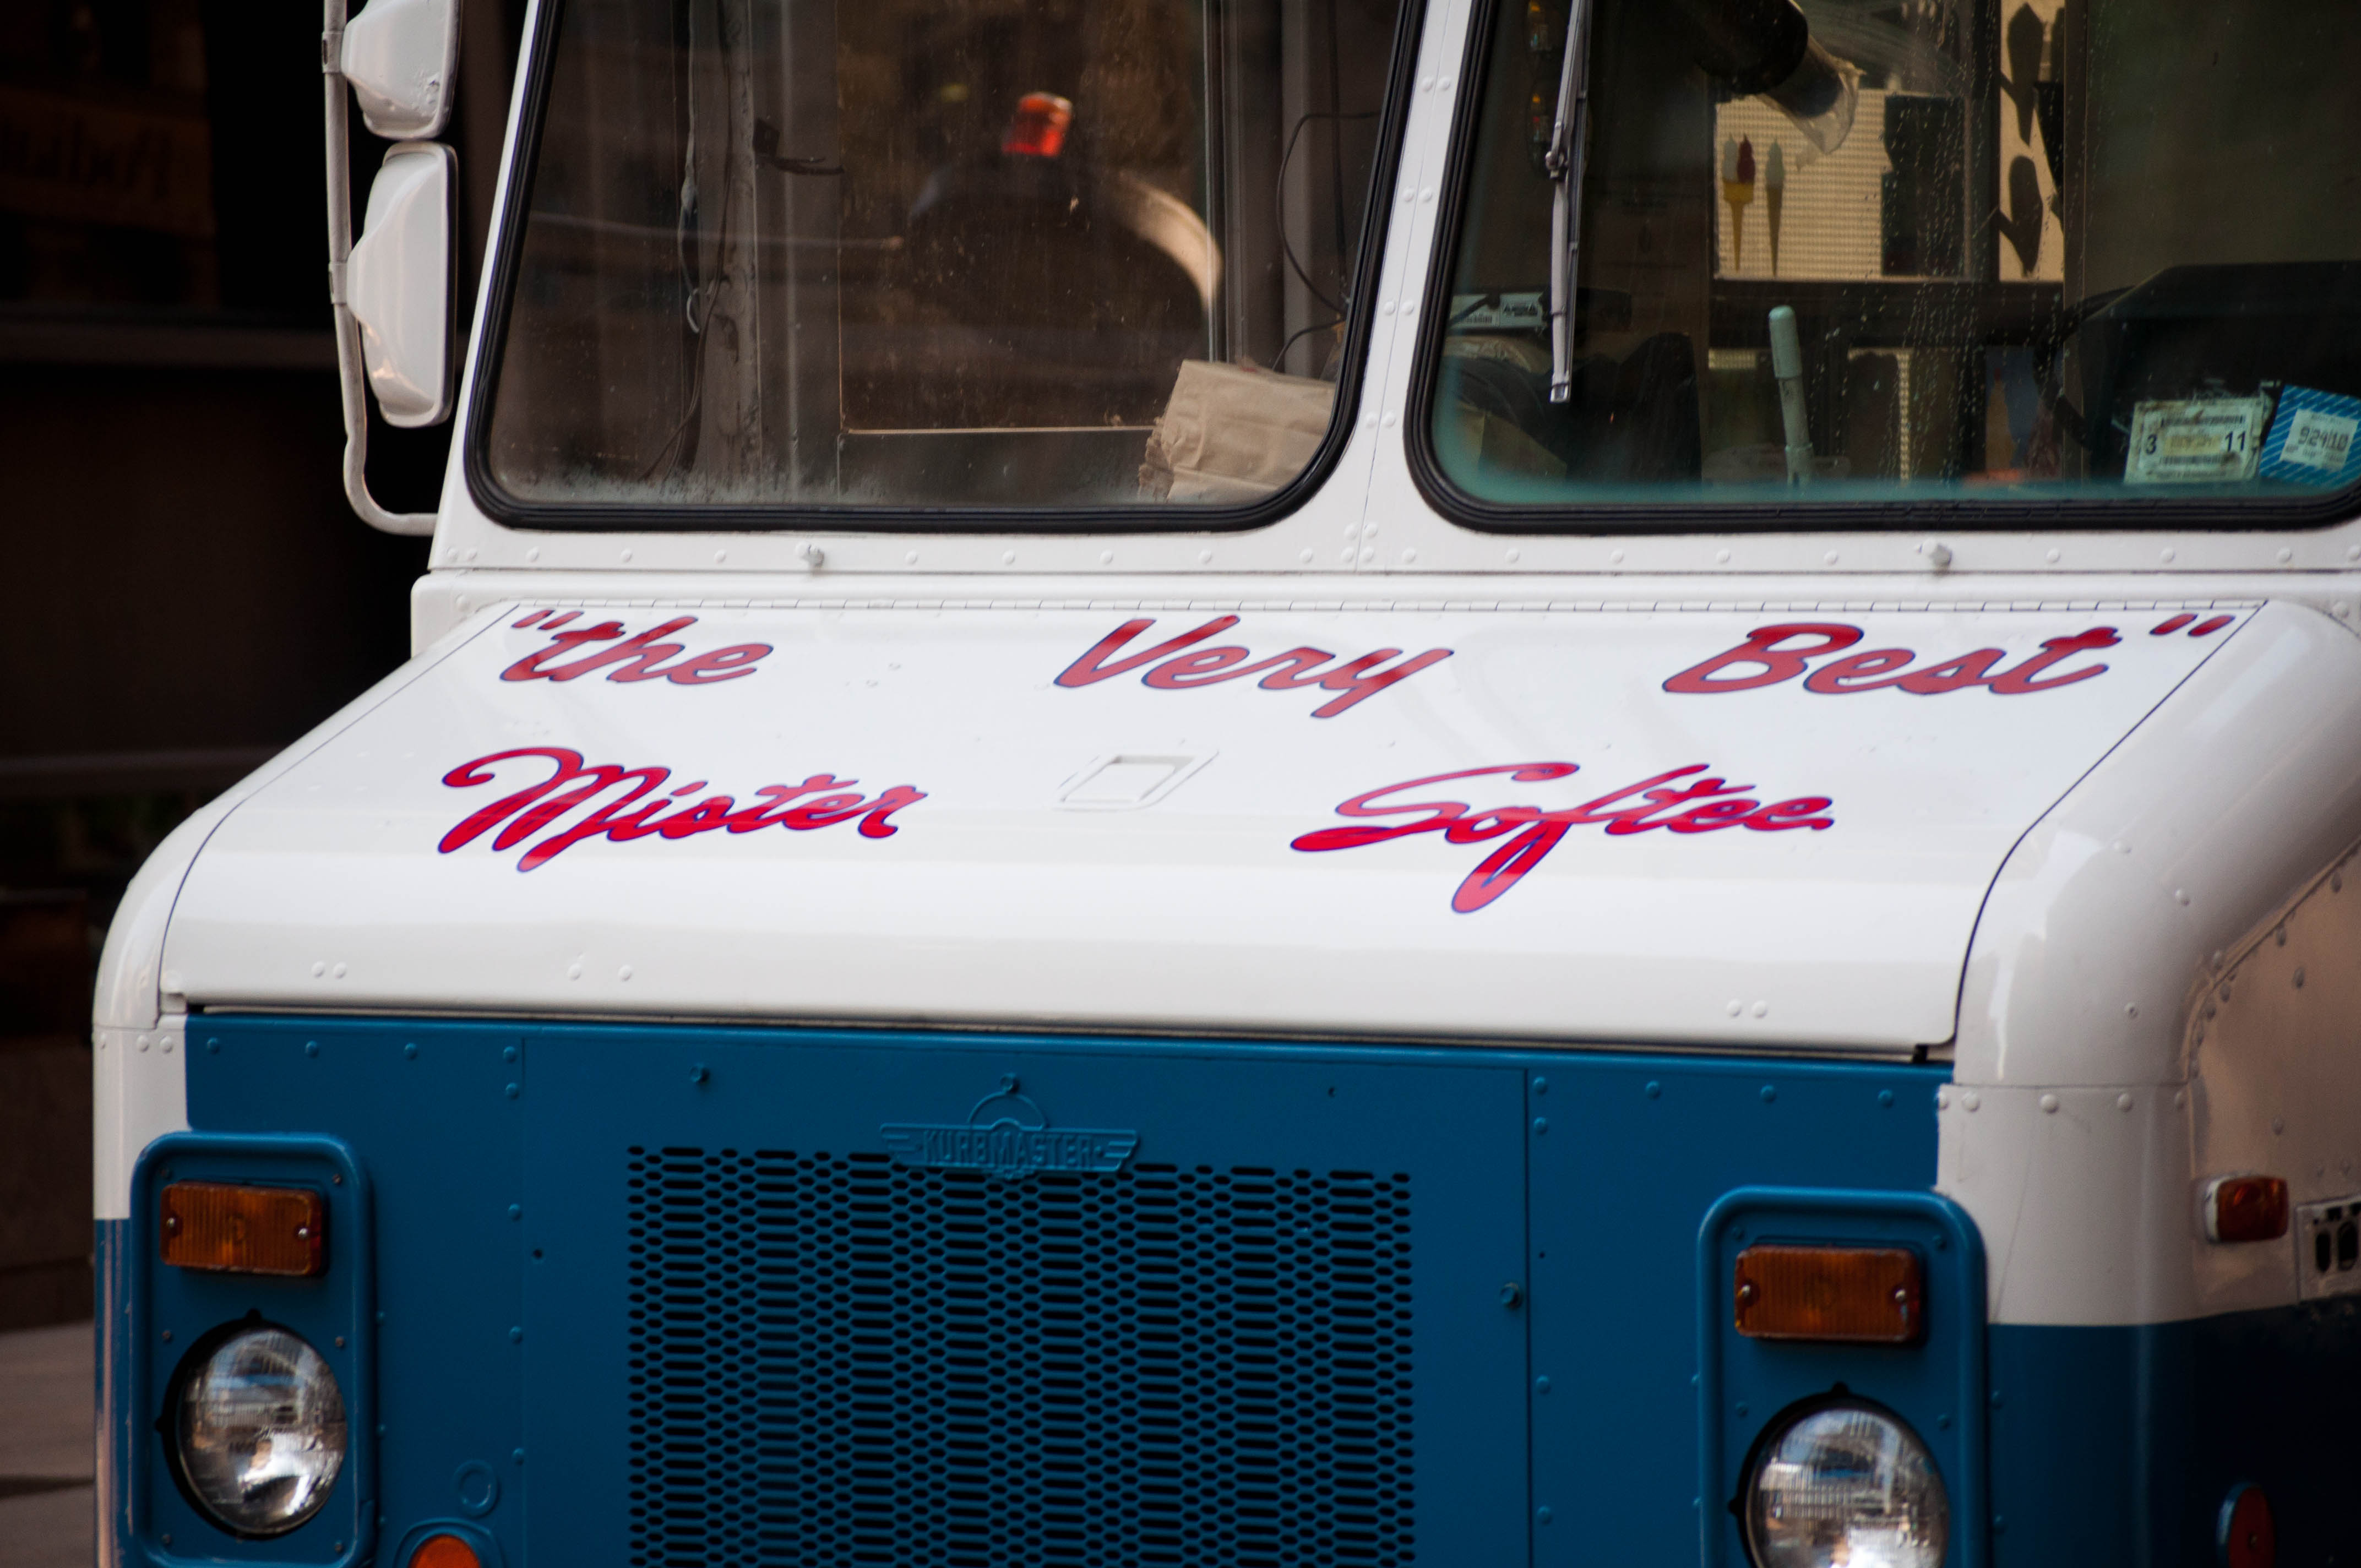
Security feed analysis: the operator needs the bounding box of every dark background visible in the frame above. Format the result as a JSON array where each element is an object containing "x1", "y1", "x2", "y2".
[{"x1": 0, "y1": 0, "x2": 524, "y2": 1329}]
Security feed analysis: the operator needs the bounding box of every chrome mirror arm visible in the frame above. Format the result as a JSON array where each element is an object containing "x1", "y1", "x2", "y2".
[
  {"x1": 1543, "y1": 0, "x2": 1596, "y2": 405},
  {"x1": 323, "y1": 0, "x2": 438, "y2": 537}
]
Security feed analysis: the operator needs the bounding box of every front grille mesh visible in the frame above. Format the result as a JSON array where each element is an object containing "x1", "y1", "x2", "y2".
[{"x1": 624, "y1": 1148, "x2": 1415, "y2": 1567}]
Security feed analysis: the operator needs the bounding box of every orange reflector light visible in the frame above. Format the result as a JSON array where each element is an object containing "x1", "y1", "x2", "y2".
[
  {"x1": 160, "y1": 1182, "x2": 325, "y2": 1277},
  {"x1": 410, "y1": 1534, "x2": 483, "y2": 1568},
  {"x1": 1734, "y1": 1244, "x2": 1923, "y2": 1344},
  {"x1": 2206, "y1": 1175, "x2": 2290, "y2": 1243}
]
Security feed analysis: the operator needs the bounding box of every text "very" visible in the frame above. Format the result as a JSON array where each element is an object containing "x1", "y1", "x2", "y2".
[{"x1": 1057, "y1": 617, "x2": 1453, "y2": 718}]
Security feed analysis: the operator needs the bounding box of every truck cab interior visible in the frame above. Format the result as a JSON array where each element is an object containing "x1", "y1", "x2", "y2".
[
  {"x1": 477, "y1": 0, "x2": 2361, "y2": 524},
  {"x1": 483, "y1": 0, "x2": 1402, "y2": 510},
  {"x1": 1433, "y1": 0, "x2": 2361, "y2": 508}
]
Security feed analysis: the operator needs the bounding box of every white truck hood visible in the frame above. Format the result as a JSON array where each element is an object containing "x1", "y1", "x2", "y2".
[{"x1": 159, "y1": 597, "x2": 2255, "y2": 1050}]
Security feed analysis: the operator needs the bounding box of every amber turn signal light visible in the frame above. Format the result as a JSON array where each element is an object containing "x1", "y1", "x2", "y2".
[
  {"x1": 1734, "y1": 1244, "x2": 1923, "y2": 1344},
  {"x1": 410, "y1": 1534, "x2": 483, "y2": 1568},
  {"x1": 2206, "y1": 1175, "x2": 2290, "y2": 1243},
  {"x1": 160, "y1": 1182, "x2": 325, "y2": 1277}
]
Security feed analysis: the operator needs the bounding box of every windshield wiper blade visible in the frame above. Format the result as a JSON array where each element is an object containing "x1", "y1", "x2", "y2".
[{"x1": 1544, "y1": 0, "x2": 1597, "y2": 404}]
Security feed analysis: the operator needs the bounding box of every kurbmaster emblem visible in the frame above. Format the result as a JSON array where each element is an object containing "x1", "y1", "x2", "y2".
[{"x1": 882, "y1": 1075, "x2": 1139, "y2": 1179}]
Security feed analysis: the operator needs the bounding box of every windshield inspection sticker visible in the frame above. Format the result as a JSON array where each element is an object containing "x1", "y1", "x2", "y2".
[
  {"x1": 2260, "y1": 388, "x2": 2361, "y2": 487},
  {"x1": 2126, "y1": 397, "x2": 2271, "y2": 484}
]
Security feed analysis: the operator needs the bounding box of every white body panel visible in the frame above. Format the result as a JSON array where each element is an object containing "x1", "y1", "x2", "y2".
[
  {"x1": 89, "y1": 634, "x2": 464, "y2": 1216},
  {"x1": 95, "y1": 0, "x2": 2361, "y2": 1335},
  {"x1": 156, "y1": 597, "x2": 2240, "y2": 1054},
  {"x1": 1944, "y1": 603, "x2": 2361, "y2": 1325},
  {"x1": 91, "y1": 1025, "x2": 186, "y2": 1223},
  {"x1": 404, "y1": 0, "x2": 2361, "y2": 608}
]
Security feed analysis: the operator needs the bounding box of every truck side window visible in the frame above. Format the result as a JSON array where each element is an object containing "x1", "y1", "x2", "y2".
[
  {"x1": 479, "y1": 0, "x2": 1404, "y2": 516},
  {"x1": 1420, "y1": 0, "x2": 2361, "y2": 521}
]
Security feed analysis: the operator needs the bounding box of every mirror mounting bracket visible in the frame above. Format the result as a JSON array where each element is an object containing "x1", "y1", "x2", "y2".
[{"x1": 323, "y1": 0, "x2": 448, "y2": 537}]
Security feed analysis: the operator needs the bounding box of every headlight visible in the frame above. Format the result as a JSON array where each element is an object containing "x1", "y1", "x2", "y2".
[
  {"x1": 172, "y1": 1325, "x2": 348, "y2": 1536},
  {"x1": 1744, "y1": 1401, "x2": 1949, "y2": 1568}
]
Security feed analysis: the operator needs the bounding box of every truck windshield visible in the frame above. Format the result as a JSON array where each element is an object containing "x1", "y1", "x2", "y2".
[
  {"x1": 1421, "y1": 0, "x2": 2361, "y2": 522},
  {"x1": 478, "y1": 0, "x2": 1403, "y2": 520}
]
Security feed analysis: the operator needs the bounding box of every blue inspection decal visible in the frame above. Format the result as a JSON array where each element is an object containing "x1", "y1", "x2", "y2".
[{"x1": 2260, "y1": 386, "x2": 2361, "y2": 486}]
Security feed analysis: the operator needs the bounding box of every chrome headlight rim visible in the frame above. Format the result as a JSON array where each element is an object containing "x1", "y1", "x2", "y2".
[
  {"x1": 1738, "y1": 1392, "x2": 1951, "y2": 1568},
  {"x1": 165, "y1": 1318, "x2": 350, "y2": 1540}
]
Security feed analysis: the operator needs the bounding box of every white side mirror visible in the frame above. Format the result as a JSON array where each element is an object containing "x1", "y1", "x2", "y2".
[
  {"x1": 341, "y1": 0, "x2": 460, "y2": 140},
  {"x1": 346, "y1": 142, "x2": 455, "y2": 428}
]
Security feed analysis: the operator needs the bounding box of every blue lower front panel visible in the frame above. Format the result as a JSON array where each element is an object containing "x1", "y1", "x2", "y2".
[
  {"x1": 116, "y1": 1016, "x2": 1945, "y2": 1567},
  {"x1": 1989, "y1": 1304, "x2": 2361, "y2": 1567}
]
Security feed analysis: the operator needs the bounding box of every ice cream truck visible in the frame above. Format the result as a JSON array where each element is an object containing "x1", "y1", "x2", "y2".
[{"x1": 93, "y1": 0, "x2": 2361, "y2": 1563}]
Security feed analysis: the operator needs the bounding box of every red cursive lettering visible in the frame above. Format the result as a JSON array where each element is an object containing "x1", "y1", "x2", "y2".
[
  {"x1": 1663, "y1": 624, "x2": 1862, "y2": 693},
  {"x1": 1057, "y1": 617, "x2": 1242, "y2": 685},
  {"x1": 1667, "y1": 622, "x2": 2120, "y2": 698},
  {"x1": 439, "y1": 748, "x2": 925, "y2": 871},
  {"x1": 1801, "y1": 649, "x2": 1914, "y2": 693},
  {"x1": 501, "y1": 612, "x2": 773, "y2": 686},
  {"x1": 1058, "y1": 617, "x2": 1454, "y2": 718},
  {"x1": 1293, "y1": 762, "x2": 1836, "y2": 913},
  {"x1": 1982, "y1": 629, "x2": 2123, "y2": 694}
]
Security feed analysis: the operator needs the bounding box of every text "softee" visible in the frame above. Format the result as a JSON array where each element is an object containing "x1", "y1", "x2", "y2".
[{"x1": 1292, "y1": 763, "x2": 1834, "y2": 913}]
